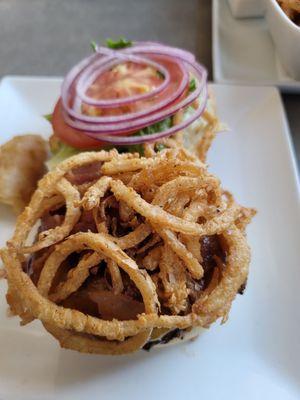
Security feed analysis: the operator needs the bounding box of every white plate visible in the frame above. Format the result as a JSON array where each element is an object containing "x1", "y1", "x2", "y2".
[
  {"x1": 0, "y1": 77, "x2": 300, "y2": 400},
  {"x1": 212, "y1": 0, "x2": 300, "y2": 93}
]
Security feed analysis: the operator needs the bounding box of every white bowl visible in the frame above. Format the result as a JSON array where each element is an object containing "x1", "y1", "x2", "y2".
[
  {"x1": 228, "y1": 0, "x2": 265, "y2": 18},
  {"x1": 265, "y1": 0, "x2": 300, "y2": 80}
]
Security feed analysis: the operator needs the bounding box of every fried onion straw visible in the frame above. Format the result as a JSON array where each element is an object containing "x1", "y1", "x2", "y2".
[{"x1": 1, "y1": 146, "x2": 255, "y2": 355}]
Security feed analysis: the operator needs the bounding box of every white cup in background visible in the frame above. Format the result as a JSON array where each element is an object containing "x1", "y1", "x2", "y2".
[{"x1": 228, "y1": 0, "x2": 265, "y2": 18}]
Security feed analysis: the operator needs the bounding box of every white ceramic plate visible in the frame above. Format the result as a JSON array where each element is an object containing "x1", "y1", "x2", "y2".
[
  {"x1": 0, "y1": 77, "x2": 299, "y2": 400},
  {"x1": 212, "y1": 0, "x2": 300, "y2": 93}
]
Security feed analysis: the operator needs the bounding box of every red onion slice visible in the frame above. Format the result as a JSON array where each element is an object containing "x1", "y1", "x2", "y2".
[
  {"x1": 62, "y1": 54, "x2": 190, "y2": 125},
  {"x1": 84, "y1": 84, "x2": 208, "y2": 145},
  {"x1": 62, "y1": 62, "x2": 206, "y2": 133},
  {"x1": 59, "y1": 41, "x2": 208, "y2": 145},
  {"x1": 75, "y1": 54, "x2": 171, "y2": 108},
  {"x1": 124, "y1": 42, "x2": 196, "y2": 64}
]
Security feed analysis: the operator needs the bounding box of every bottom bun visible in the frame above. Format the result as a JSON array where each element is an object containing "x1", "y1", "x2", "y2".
[{"x1": 143, "y1": 326, "x2": 205, "y2": 351}]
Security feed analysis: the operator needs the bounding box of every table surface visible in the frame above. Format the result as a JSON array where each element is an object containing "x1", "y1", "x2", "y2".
[{"x1": 0, "y1": 0, "x2": 299, "y2": 168}]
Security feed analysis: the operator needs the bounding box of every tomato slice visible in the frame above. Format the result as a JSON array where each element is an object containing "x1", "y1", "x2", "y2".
[{"x1": 52, "y1": 100, "x2": 102, "y2": 149}]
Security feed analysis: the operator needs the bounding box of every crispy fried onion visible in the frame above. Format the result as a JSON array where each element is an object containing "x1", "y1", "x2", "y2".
[{"x1": 1, "y1": 147, "x2": 255, "y2": 355}]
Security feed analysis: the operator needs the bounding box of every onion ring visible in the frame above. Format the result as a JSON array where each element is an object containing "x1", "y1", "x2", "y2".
[{"x1": 1, "y1": 146, "x2": 255, "y2": 355}]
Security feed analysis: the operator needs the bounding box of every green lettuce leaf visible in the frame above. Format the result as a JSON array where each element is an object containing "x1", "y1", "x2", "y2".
[
  {"x1": 46, "y1": 115, "x2": 173, "y2": 169},
  {"x1": 46, "y1": 143, "x2": 80, "y2": 170},
  {"x1": 188, "y1": 78, "x2": 196, "y2": 93},
  {"x1": 135, "y1": 117, "x2": 172, "y2": 137},
  {"x1": 106, "y1": 37, "x2": 132, "y2": 49},
  {"x1": 44, "y1": 113, "x2": 53, "y2": 122}
]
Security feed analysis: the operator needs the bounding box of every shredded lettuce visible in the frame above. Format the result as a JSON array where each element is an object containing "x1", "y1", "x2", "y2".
[
  {"x1": 105, "y1": 117, "x2": 172, "y2": 156},
  {"x1": 156, "y1": 70, "x2": 165, "y2": 79},
  {"x1": 155, "y1": 143, "x2": 167, "y2": 152},
  {"x1": 46, "y1": 143, "x2": 80, "y2": 170},
  {"x1": 188, "y1": 78, "x2": 196, "y2": 93},
  {"x1": 135, "y1": 117, "x2": 172, "y2": 137},
  {"x1": 116, "y1": 144, "x2": 144, "y2": 156},
  {"x1": 44, "y1": 113, "x2": 53, "y2": 122},
  {"x1": 90, "y1": 40, "x2": 97, "y2": 52},
  {"x1": 90, "y1": 36, "x2": 132, "y2": 53},
  {"x1": 119, "y1": 117, "x2": 172, "y2": 155}
]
